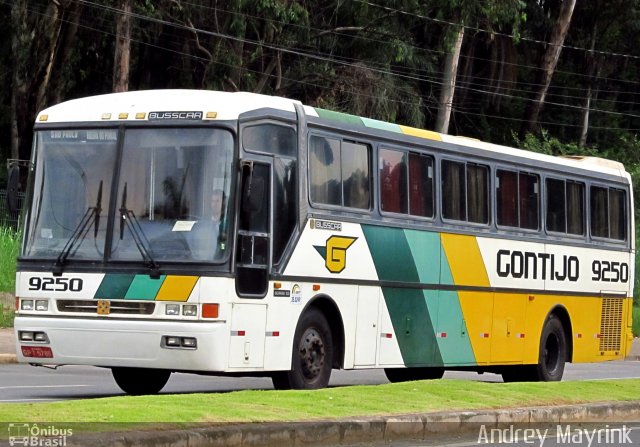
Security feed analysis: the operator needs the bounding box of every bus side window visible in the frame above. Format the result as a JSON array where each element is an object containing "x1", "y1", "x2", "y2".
[
  {"x1": 442, "y1": 160, "x2": 488, "y2": 224},
  {"x1": 519, "y1": 173, "x2": 539, "y2": 230},
  {"x1": 342, "y1": 142, "x2": 370, "y2": 209},
  {"x1": 496, "y1": 169, "x2": 539, "y2": 230},
  {"x1": 309, "y1": 135, "x2": 371, "y2": 210},
  {"x1": 310, "y1": 135, "x2": 341, "y2": 206},
  {"x1": 591, "y1": 186, "x2": 627, "y2": 241},
  {"x1": 590, "y1": 186, "x2": 609, "y2": 238},
  {"x1": 380, "y1": 148, "x2": 408, "y2": 214},
  {"x1": 609, "y1": 188, "x2": 626, "y2": 240},
  {"x1": 467, "y1": 164, "x2": 489, "y2": 224},
  {"x1": 409, "y1": 153, "x2": 434, "y2": 218},
  {"x1": 566, "y1": 181, "x2": 585, "y2": 235},
  {"x1": 546, "y1": 178, "x2": 585, "y2": 235},
  {"x1": 546, "y1": 178, "x2": 566, "y2": 233},
  {"x1": 243, "y1": 124, "x2": 296, "y2": 157},
  {"x1": 442, "y1": 160, "x2": 466, "y2": 221}
]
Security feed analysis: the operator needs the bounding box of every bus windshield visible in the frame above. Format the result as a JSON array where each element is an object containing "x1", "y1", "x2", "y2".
[{"x1": 23, "y1": 127, "x2": 234, "y2": 264}]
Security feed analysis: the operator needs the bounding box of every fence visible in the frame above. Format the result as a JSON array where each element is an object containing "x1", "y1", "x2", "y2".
[{"x1": 0, "y1": 189, "x2": 25, "y2": 229}]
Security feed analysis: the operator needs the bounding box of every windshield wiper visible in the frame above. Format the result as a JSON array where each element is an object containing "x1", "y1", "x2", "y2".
[
  {"x1": 53, "y1": 180, "x2": 103, "y2": 276},
  {"x1": 119, "y1": 183, "x2": 161, "y2": 278}
]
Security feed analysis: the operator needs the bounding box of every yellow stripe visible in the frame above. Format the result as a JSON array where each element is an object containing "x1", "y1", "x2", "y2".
[
  {"x1": 441, "y1": 234, "x2": 492, "y2": 363},
  {"x1": 155, "y1": 275, "x2": 199, "y2": 302},
  {"x1": 399, "y1": 125, "x2": 442, "y2": 141},
  {"x1": 441, "y1": 234, "x2": 489, "y2": 286}
]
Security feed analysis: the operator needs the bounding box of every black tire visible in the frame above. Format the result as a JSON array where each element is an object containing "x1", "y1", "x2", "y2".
[
  {"x1": 272, "y1": 308, "x2": 333, "y2": 390},
  {"x1": 384, "y1": 367, "x2": 444, "y2": 383},
  {"x1": 112, "y1": 367, "x2": 171, "y2": 395},
  {"x1": 501, "y1": 314, "x2": 566, "y2": 383}
]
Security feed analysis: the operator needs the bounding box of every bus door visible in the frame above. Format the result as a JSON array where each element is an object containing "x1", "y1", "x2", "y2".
[
  {"x1": 229, "y1": 161, "x2": 271, "y2": 368},
  {"x1": 230, "y1": 121, "x2": 298, "y2": 369}
]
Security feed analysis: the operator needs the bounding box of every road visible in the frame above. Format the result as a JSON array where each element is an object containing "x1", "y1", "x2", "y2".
[{"x1": 0, "y1": 360, "x2": 639, "y2": 402}]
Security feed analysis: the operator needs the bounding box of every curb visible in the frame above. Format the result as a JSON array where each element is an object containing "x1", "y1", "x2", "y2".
[{"x1": 64, "y1": 401, "x2": 640, "y2": 447}]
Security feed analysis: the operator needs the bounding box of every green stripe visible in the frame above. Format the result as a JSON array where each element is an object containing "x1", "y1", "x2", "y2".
[
  {"x1": 314, "y1": 108, "x2": 364, "y2": 126},
  {"x1": 361, "y1": 117, "x2": 402, "y2": 133},
  {"x1": 436, "y1": 245, "x2": 476, "y2": 365},
  {"x1": 124, "y1": 275, "x2": 166, "y2": 300},
  {"x1": 383, "y1": 287, "x2": 443, "y2": 366},
  {"x1": 405, "y1": 229, "x2": 440, "y2": 284},
  {"x1": 95, "y1": 274, "x2": 135, "y2": 299},
  {"x1": 362, "y1": 225, "x2": 419, "y2": 283}
]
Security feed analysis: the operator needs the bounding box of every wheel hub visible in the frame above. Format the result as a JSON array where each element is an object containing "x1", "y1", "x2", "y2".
[{"x1": 299, "y1": 328, "x2": 325, "y2": 380}]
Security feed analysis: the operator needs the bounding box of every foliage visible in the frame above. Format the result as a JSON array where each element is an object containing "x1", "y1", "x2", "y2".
[
  {"x1": 634, "y1": 306, "x2": 639, "y2": 337},
  {"x1": 0, "y1": 227, "x2": 19, "y2": 294},
  {"x1": 0, "y1": 304, "x2": 14, "y2": 329}
]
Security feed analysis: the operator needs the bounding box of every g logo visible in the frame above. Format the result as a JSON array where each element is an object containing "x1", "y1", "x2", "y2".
[{"x1": 314, "y1": 236, "x2": 357, "y2": 273}]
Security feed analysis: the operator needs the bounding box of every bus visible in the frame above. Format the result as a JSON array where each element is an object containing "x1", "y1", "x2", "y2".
[{"x1": 14, "y1": 90, "x2": 634, "y2": 394}]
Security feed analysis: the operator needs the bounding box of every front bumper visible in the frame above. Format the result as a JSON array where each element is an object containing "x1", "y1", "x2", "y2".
[{"x1": 14, "y1": 316, "x2": 229, "y2": 371}]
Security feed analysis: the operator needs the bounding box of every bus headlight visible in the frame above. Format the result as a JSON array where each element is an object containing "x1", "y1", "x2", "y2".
[
  {"x1": 35, "y1": 300, "x2": 48, "y2": 311},
  {"x1": 182, "y1": 305, "x2": 197, "y2": 317},
  {"x1": 20, "y1": 300, "x2": 34, "y2": 311},
  {"x1": 165, "y1": 304, "x2": 180, "y2": 316}
]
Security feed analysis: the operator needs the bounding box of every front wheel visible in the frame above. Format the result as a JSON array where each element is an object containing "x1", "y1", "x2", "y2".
[
  {"x1": 272, "y1": 308, "x2": 333, "y2": 390},
  {"x1": 112, "y1": 367, "x2": 171, "y2": 395}
]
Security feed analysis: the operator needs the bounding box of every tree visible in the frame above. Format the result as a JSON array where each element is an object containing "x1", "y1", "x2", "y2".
[
  {"x1": 11, "y1": 0, "x2": 72, "y2": 162},
  {"x1": 521, "y1": 0, "x2": 576, "y2": 136},
  {"x1": 113, "y1": 0, "x2": 132, "y2": 92},
  {"x1": 432, "y1": 0, "x2": 525, "y2": 134}
]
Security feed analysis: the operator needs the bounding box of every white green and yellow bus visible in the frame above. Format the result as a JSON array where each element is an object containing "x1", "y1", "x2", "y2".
[{"x1": 14, "y1": 90, "x2": 634, "y2": 394}]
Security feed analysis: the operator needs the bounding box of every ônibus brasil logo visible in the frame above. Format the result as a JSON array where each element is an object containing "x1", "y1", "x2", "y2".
[{"x1": 8, "y1": 423, "x2": 72, "y2": 446}]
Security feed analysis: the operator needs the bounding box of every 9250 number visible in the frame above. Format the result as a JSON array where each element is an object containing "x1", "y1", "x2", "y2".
[
  {"x1": 28, "y1": 277, "x2": 83, "y2": 292},
  {"x1": 591, "y1": 261, "x2": 629, "y2": 283}
]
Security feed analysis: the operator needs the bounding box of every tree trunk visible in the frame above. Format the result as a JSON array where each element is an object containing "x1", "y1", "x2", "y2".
[
  {"x1": 435, "y1": 25, "x2": 465, "y2": 134},
  {"x1": 113, "y1": 0, "x2": 132, "y2": 93},
  {"x1": 521, "y1": 0, "x2": 576, "y2": 136},
  {"x1": 50, "y1": 2, "x2": 83, "y2": 104},
  {"x1": 10, "y1": 0, "x2": 30, "y2": 161},
  {"x1": 579, "y1": 28, "x2": 599, "y2": 148}
]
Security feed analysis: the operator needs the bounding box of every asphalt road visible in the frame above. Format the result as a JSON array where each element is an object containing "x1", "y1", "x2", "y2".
[{"x1": 0, "y1": 360, "x2": 639, "y2": 403}]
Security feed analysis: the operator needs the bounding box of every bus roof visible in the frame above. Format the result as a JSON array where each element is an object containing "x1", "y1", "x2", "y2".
[
  {"x1": 37, "y1": 89, "x2": 302, "y2": 123},
  {"x1": 36, "y1": 89, "x2": 629, "y2": 180}
]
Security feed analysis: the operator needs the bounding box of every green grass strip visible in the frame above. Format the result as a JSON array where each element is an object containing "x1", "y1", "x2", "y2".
[
  {"x1": 0, "y1": 379, "x2": 638, "y2": 425},
  {"x1": 0, "y1": 226, "x2": 19, "y2": 294}
]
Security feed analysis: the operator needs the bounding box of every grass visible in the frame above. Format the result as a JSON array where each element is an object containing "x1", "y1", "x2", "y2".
[
  {"x1": 0, "y1": 305, "x2": 14, "y2": 328},
  {"x1": 0, "y1": 379, "x2": 637, "y2": 426},
  {"x1": 0, "y1": 226, "x2": 19, "y2": 294}
]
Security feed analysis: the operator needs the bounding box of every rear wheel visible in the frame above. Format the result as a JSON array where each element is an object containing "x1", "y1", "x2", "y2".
[
  {"x1": 501, "y1": 314, "x2": 566, "y2": 383},
  {"x1": 272, "y1": 308, "x2": 333, "y2": 390},
  {"x1": 384, "y1": 367, "x2": 444, "y2": 383},
  {"x1": 111, "y1": 367, "x2": 171, "y2": 395}
]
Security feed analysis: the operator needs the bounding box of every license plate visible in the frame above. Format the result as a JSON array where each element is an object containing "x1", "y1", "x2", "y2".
[{"x1": 21, "y1": 346, "x2": 53, "y2": 358}]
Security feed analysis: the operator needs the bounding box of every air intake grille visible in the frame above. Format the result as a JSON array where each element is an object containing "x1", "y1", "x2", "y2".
[
  {"x1": 599, "y1": 298, "x2": 623, "y2": 352},
  {"x1": 57, "y1": 300, "x2": 156, "y2": 315}
]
